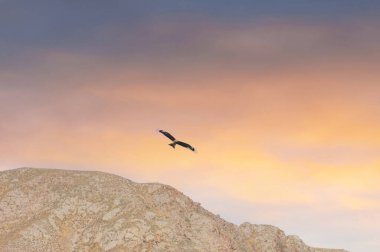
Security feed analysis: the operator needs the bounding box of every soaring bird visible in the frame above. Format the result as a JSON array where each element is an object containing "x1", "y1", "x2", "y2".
[{"x1": 158, "y1": 130, "x2": 196, "y2": 152}]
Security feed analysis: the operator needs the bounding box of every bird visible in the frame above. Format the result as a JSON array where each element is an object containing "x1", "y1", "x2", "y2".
[{"x1": 158, "y1": 130, "x2": 196, "y2": 152}]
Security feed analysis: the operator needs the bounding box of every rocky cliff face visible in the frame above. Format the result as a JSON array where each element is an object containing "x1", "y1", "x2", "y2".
[{"x1": 0, "y1": 168, "x2": 347, "y2": 252}]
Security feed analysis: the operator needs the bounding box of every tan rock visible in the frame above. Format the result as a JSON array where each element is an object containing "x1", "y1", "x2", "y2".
[{"x1": 0, "y1": 168, "x2": 348, "y2": 252}]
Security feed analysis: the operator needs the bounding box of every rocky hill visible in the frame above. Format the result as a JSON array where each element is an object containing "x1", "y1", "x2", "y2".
[{"x1": 0, "y1": 168, "x2": 348, "y2": 252}]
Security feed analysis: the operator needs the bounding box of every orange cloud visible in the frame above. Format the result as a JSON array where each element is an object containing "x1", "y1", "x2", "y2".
[{"x1": 1, "y1": 18, "x2": 380, "y2": 251}]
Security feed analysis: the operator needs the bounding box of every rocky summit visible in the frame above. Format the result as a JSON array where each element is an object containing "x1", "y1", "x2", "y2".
[{"x1": 0, "y1": 168, "x2": 347, "y2": 252}]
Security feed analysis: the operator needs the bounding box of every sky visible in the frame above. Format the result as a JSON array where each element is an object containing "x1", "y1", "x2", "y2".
[{"x1": 1, "y1": 1, "x2": 380, "y2": 251}]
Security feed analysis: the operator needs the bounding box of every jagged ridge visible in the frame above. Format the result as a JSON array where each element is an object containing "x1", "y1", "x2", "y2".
[{"x1": 0, "y1": 168, "x2": 348, "y2": 252}]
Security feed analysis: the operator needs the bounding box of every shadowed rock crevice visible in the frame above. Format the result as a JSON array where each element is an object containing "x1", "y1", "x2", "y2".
[{"x1": 0, "y1": 168, "x2": 348, "y2": 252}]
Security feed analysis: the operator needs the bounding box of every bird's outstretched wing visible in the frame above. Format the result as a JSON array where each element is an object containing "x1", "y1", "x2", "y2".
[
  {"x1": 159, "y1": 130, "x2": 176, "y2": 141},
  {"x1": 176, "y1": 141, "x2": 195, "y2": 152}
]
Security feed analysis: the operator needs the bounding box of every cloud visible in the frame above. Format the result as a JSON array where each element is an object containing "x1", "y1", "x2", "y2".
[{"x1": 1, "y1": 13, "x2": 380, "y2": 252}]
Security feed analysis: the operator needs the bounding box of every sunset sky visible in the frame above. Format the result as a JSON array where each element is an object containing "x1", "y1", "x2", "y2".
[{"x1": 1, "y1": 1, "x2": 380, "y2": 251}]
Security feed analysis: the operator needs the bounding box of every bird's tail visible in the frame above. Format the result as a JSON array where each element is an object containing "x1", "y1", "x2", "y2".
[{"x1": 169, "y1": 143, "x2": 176, "y2": 149}]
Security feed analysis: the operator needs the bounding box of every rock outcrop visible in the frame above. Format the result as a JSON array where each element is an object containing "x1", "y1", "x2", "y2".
[{"x1": 0, "y1": 168, "x2": 347, "y2": 252}]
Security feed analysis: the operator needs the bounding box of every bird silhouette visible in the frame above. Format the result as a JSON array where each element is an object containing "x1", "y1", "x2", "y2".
[{"x1": 158, "y1": 130, "x2": 196, "y2": 152}]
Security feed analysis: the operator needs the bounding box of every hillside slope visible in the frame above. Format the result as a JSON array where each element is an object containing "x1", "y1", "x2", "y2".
[{"x1": 0, "y1": 168, "x2": 348, "y2": 252}]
